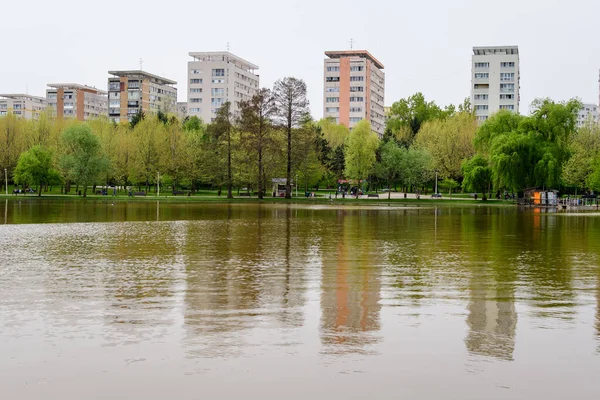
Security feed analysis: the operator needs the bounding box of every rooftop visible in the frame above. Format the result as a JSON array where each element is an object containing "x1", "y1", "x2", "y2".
[
  {"x1": 108, "y1": 70, "x2": 177, "y2": 85},
  {"x1": 473, "y1": 46, "x2": 519, "y2": 56},
  {"x1": 325, "y1": 50, "x2": 385, "y2": 69},
  {"x1": 47, "y1": 83, "x2": 107, "y2": 95},
  {"x1": 0, "y1": 94, "x2": 47, "y2": 102},
  {"x1": 189, "y1": 51, "x2": 259, "y2": 70}
]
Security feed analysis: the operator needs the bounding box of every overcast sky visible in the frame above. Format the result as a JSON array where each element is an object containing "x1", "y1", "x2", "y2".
[{"x1": 2, "y1": 0, "x2": 599, "y2": 117}]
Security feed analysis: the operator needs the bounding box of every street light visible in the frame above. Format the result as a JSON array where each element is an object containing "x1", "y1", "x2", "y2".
[
  {"x1": 4, "y1": 168, "x2": 7, "y2": 196},
  {"x1": 434, "y1": 170, "x2": 438, "y2": 194}
]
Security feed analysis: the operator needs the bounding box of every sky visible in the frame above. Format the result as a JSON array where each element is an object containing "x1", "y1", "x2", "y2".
[{"x1": 1, "y1": 0, "x2": 599, "y2": 117}]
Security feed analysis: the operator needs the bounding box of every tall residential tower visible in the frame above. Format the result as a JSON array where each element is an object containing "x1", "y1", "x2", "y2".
[
  {"x1": 46, "y1": 84, "x2": 107, "y2": 121},
  {"x1": 187, "y1": 52, "x2": 259, "y2": 123},
  {"x1": 107, "y1": 70, "x2": 177, "y2": 123},
  {"x1": 0, "y1": 94, "x2": 46, "y2": 119},
  {"x1": 323, "y1": 50, "x2": 385, "y2": 138},
  {"x1": 471, "y1": 46, "x2": 520, "y2": 122}
]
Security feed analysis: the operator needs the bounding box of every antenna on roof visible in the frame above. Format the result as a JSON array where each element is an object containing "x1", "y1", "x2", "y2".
[
  {"x1": 349, "y1": 38, "x2": 355, "y2": 50},
  {"x1": 139, "y1": 58, "x2": 144, "y2": 71},
  {"x1": 227, "y1": 42, "x2": 231, "y2": 52}
]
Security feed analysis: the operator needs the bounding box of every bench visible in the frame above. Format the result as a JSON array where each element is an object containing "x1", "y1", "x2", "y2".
[
  {"x1": 133, "y1": 191, "x2": 146, "y2": 197},
  {"x1": 172, "y1": 190, "x2": 185, "y2": 196},
  {"x1": 239, "y1": 193, "x2": 251, "y2": 197},
  {"x1": 367, "y1": 194, "x2": 379, "y2": 198}
]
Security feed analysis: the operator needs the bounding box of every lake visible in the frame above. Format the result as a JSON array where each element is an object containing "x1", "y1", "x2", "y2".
[{"x1": 1, "y1": 199, "x2": 599, "y2": 399}]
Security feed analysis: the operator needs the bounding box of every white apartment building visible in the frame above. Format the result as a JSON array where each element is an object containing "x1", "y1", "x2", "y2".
[
  {"x1": 187, "y1": 52, "x2": 259, "y2": 123},
  {"x1": 0, "y1": 94, "x2": 46, "y2": 119},
  {"x1": 46, "y1": 83, "x2": 107, "y2": 121},
  {"x1": 471, "y1": 46, "x2": 520, "y2": 123},
  {"x1": 323, "y1": 50, "x2": 386, "y2": 138},
  {"x1": 576, "y1": 103, "x2": 599, "y2": 127},
  {"x1": 107, "y1": 70, "x2": 177, "y2": 124}
]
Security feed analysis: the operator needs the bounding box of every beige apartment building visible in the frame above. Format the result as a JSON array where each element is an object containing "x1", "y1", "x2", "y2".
[
  {"x1": 0, "y1": 94, "x2": 46, "y2": 119},
  {"x1": 187, "y1": 52, "x2": 259, "y2": 123},
  {"x1": 107, "y1": 70, "x2": 177, "y2": 123},
  {"x1": 323, "y1": 50, "x2": 386, "y2": 138},
  {"x1": 46, "y1": 84, "x2": 107, "y2": 121},
  {"x1": 471, "y1": 46, "x2": 520, "y2": 123}
]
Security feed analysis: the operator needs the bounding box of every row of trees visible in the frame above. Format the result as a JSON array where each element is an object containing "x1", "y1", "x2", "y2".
[{"x1": 1, "y1": 85, "x2": 595, "y2": 199}]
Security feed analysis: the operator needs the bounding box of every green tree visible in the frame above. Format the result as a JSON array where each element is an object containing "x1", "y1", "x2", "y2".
[
  {"x1": 209, "y1": 102, "x2": 235, "y2": 198},
  {"x1": 461, "y1": 154, "x2": 492, "y2": 200},
  {"x1": 59, "y1": 125, "x2": 108, "y2": 197},
  {"x1": 273, "y1": 77, "x2": 309, "y2": 198},
  {"x1": 376, "y1": 140, "x2": 405, "y2": 199},
  {"x1": 402, "y1": 148, "x2": 434, "y2": 194},
  {"x1": 386, "y1": 92, "x2": 454, "y2": 146},
  {"x1": 13, "y1": 145, "x2": 59, "y2": 197},
  {"x1": 563, "y1": 123, "x2": 600, "y2": 191},
  {"x1": 344, "y1": 120, "x2": 379, "y2": 185},
  {"x1": 238, "y1": 88, "x2": 276, "y2": 199}
]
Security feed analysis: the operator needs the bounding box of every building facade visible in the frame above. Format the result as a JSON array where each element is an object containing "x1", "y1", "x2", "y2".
[
  {"x1": 323, "y1": 50, "x2": 386, "y2": 138},
  {"x1": 46, "y1": 84, "x2": 107, "y2": 121},
  {"x1": 107, "y1": 70, "x2": 177, "y2": 123},
  {"x1": 187, "y1": 52, "x2": 259, "y2": 123},
  {"x1": 576, "y1": 103, "x2": 599, "y2": 127},
  {"x1": 0, "y1": 94, "x2": 46, "y2": 119},
  {"x1": 471, "y1": 46, "x2": 520, "y2": 123}
]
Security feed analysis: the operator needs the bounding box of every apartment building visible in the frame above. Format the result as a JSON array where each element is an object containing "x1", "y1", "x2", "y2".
[
  {"x1": 323, "y1": 50, "x2": 386, "y2": 138},
  {"x1": 471, "y1": 46, "x2": 520, "y2": 123},
  {"x1": 107, "y1": 70, "x2": 177, "y2": 123},
  {"x1": 0, "y1": 94, "x2": 46, "y2": 119},
  {"x1": 576, "y1": 103, "x2": 599, "y2": 127},
  {"x1": 187, "y1": 52, "x2": 259, "y2": 123},
  {"x1": 46, "y1": 84, "x2": 107, "y2": 121}
]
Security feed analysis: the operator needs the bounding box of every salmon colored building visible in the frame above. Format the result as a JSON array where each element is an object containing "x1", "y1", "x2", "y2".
[{"x1": 323, "y1": 50, "x2": 385, "y2": 138}]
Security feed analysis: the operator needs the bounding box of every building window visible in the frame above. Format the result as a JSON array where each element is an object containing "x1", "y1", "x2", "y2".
[
  {"x1": 349, "y1": 86, "x2": 364, "y2": 92},
  {"x1": 189, "y1": 108, "x2": 201, "y2": 113},
  {"x1": 500, "y1": 73, "x2": 514, "y2": 81},
  {"x1": 499, "y1": 94, "x2": 514, "y2": 100},
  {"x1": 349, "y1": 107, "x2": 363, "y2": 112},
  {"x1": 128, "y1": 81, "x2": 140, "y2": 89},
  {"x1": 13, "y1": 104, "x2": 22, "y2": 110},
  {"x1": 190, "y1": 88, "x2": 202, "y2": 93},
  {"x1": 474, "y1": 84, "x2": 489, "y2": 89},
  {"x1": 47, "y1": 93, "x2": 57, "y2": 100},
  {"x1": 0, "y1": 111, "x2": 7, "y2": 116},
  {"x1": 501, "y1": 62, "x2": 515, "y2": 68},
  {"x1": 109, "y1": 100, "x2": 120, "y2": 107},
  {"x1": 326, "y1": 77, "x2": 340, "y2": 82},
  {"x1": 350, "y1": 97, "x2": 364, "y2": 102},
  {"x1": 350, "y1": 76, "x2": 364, "y2": 82},
  {"x1": 474, "y1": 62, "x2": 489, "y2": 68},
  {"x1": 212, "y1": 69, "x2": 225, "y2": 77},
  {"x1": 13, "y1": 111, "x2": 22, "y2": 115},
  {"x1": 108, "y1": 82, "x2": 120, "y2": 91},
  {"x1": 190, "y1": 98, "x2": 202, "y2": 103},
  {"x1": 349, "y1": 117, "x2": 362, "y2": 123},
  {"x1": 475, "y1": 105, "x2": 488, "y2": 110},
  {"x1": 191, "y1": 69, "x2": 201, "y2": 74},
  {"x1": 325, "y1": 87, "x2": 340, "y2": 92},
  {"x1": 211, "y1": 98, "x2": 225, "y2": 107},
  {"x1": 211, "y1": 108, "x2": 221, "y2": 114},
  {"x1": 212, "y1": 78, "x2": 225, "y2": 84},
  {"x1": 211, "y1": 88, "x2": 225, "y2": 96},
  {"x1": 476, "y1": 115, "x2": 488, "y2": 121},
  {"x1": 474, "y1": 73, "x2": 489, "y2": 79},
  {"x1": 474, "y1": 94, "x2": 488, "y2": 100},
  {"x1": 190, "y1": 79, "x2": 202, "y2": 84},
  {"x1": 326, "y1": 66, "x2": 340, "y2": 72},
  {"x1": 325, "y1": 107, "x2": 339, "y2": 113},
  {"x1": 500, "y1": 83, "x2": 515, "y2": 93},
  {"x1": 350, "y1": 66, "x2": 364, "y2": 72},
  {"x1": 325, "y1": 97, "x2": 339, "y2": 103},
  {"x1": 499, "y1": 105, "x2": 515, "y2": 110}
]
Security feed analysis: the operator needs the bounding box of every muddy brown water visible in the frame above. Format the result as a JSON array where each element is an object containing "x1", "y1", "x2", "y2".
[{"x1": 1, "y1": 200, "x2": 599, "y2": 399}]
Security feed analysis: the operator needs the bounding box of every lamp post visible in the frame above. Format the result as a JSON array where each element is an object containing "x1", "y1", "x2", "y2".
[
  {"x1": 157, "y1": 171, "x2": 160, "y2": 197},
  {"x1": 4, "y1": 168, "x2": 7, "y2": 196},
  {"x1": 295, "y1": 174, "x2": 298, "y2": 197},
  {"x1": 434, "y1": 170, "x2": 438, "y2": 195}
]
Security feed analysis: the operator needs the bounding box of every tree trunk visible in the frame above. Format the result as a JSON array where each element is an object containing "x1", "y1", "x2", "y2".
[
  {"x1": 258, "y1": 148, "x2": 264, "y2": 199},
  {"x1": 285, "y1": 121, "x2": 292, "y2": 199},
  {"x1": 227, "y1": 128, "x2": 233, "y2": 199},
  {"x1": 83, "y1": 186, "x2": 88, "y2": 198},
  {"x1": 38, "y1": 181, "x2": 42, "y2": 197}
]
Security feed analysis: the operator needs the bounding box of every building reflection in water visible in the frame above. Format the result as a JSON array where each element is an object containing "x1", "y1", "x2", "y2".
[{"x1": 320, "y1": 210, "x2": 382, "y2": 354}]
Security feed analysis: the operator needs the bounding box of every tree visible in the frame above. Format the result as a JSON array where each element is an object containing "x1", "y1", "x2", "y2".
[
  {"x1": 130, "y1": 118, "x2": 161, "y2": 193},
  {"x1": 376, "y1": 140, "x2": 405, "y2": 199},
  {"x1": 0, "y1": 113, "x2": 26, "y2": 188},
  {"x1": 273, "y1": 77, "x2": 309, "y2": 198},
  {"x1": 13, "y1": 145, "x2": 59, "y2": 197},
  {"x1": 130, "y1": 110, "x2": 145, "y2": 129},
  {"x1": 402, "y1": 148, "x2": 434, "y2": 194},
  {"x1": 386, "y1": 92, "x2": 454, "y2": 146},
  {"x1": 462, "y1": 154, "x2": 492, "y2": 200},
  {"x1": 563, "y1": 123, "x2": 600, "y2": 191},
  {"x1": 208, "y1": 102, "x2": 235, "y2": 198},
  {"x1": 59, "y1": 125, "x2": 108, "y2": 197},
  {"x1": 414, "y1": 111, "x2": 477, "y2": 180},
  {"x1": 344, "y1": 120, "x2": 379, "y2": 186},
  {"x1": 238, "y1": 88, "x2": 276, "y2": 199}
]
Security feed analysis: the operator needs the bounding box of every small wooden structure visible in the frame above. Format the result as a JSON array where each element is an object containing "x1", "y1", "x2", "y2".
[
  {"x1": 522, "y1": 188, "x2": 558, "y2": 206},
  {"x1": 272, "y1": 178, "x2": 289, "y2": 197}
]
